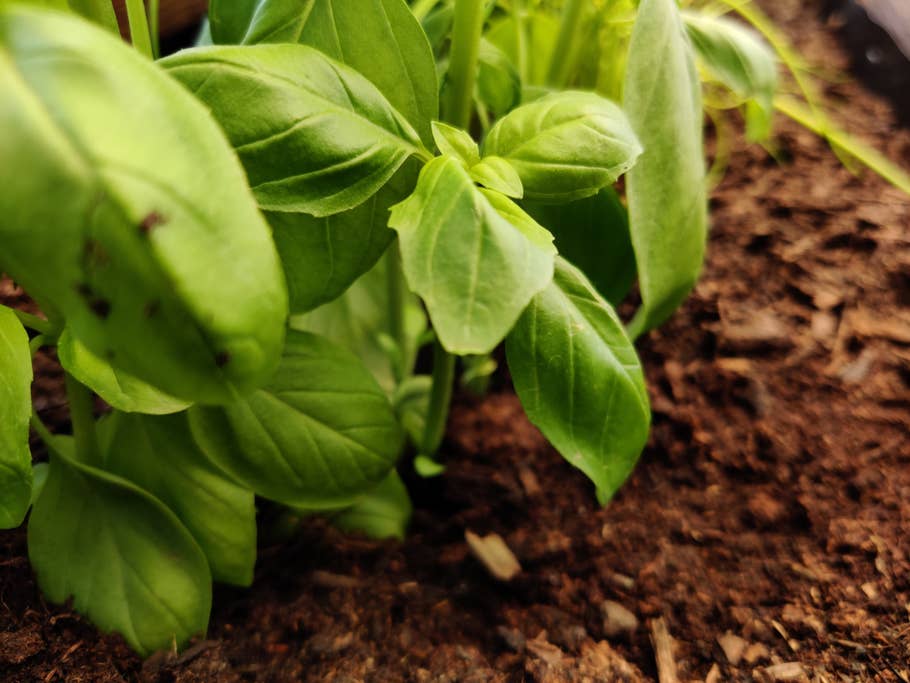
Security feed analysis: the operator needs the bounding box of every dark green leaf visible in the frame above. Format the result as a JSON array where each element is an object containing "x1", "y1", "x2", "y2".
[
  {"x1": 0, "y1": 305, "x2": 32, "y2": 529},
  {"x1": 482, "y1": 91, "x2": 641, "y2": 202},
  {"x1": 98, "y1": 412, "x2": 256, "y2": 586},
  {"x1": 189, "y1": 330, "x2": 403, "y2": 508},
  {"x1": 682, "y1": 10, "x2": 777, "y2": 141},
  {"x1": 0, "y1": 7, "x2": 288, "y2": 404},
  {"x1": 389, "y1": 156, "x2": 556, "y2": 354},
  {"x1": 57, "y1": 328, "x2": 190, "y2": 415},
  {"x1": 208, "y1": 0, "x2": 309, "y2": 45},
  {"x1": 506, "y1": 258, "x2": 650, "y2": 502},
  {"x1": 624, "y1": 0, "x2": 707, "y2": 337},
  {"x1": 332, "y1": 470, "x2": 411, "y2": 540},
  {"x1": 524, "y1": 187, "x2": 635, "y2": 307},
  {"x1": 163, "y1": 44, "x2": 425, "y2": 217},
  {"x1": 28, "y1": 438, "x2": 211, "y2": 656}
]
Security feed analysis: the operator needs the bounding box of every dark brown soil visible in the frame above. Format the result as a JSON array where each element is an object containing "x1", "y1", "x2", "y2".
[{"x1": 2, "y1": 1, "x2": 909, "y2": 681}]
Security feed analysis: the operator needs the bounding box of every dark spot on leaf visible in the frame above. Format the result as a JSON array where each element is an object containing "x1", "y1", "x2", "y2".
[
  {"x1": 75, "y1": 283, "x2": 94, "y2": 299},
  {"x1": 83, "y1": 239, "x2": 109, "y2": 267},
  {"x1": 144, "y1": 300, "x2": 161, "y2": 318},
  {"x1": 215, "y1": 351, "x2": 231, "y2": 368},
  {"x1": 139, "y1": 211, "x2": 167, "y2": 235},
  {"x1": 105, "y1": 350, "x2": 116, "y2": 360},
  {"x1": 90, "y1": 298, "x2": 111, "y2": 319}
]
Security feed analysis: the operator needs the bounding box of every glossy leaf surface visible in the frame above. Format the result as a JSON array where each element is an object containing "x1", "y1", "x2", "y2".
[
  {"x1": 483, "y1": 91, "x2": 642, "y2": 202},
  {"x1": 0, "y1": 306, "x2": 32, "y2": 529},
  {"x1": 57, "y1": 328, "x2": 190, "y2": 415},
  {"x1": 0, "y1": 7, "x2": 287, "y2": 404},
  {"x1": 389, "y1": 156, "x2": 556, "y2": 354},
  {"x1": 164, "y1": 44, "x2": 424, "y2": 217},
  {"x1": 506, "y1": 258, "x2": 650, "y2": 502},
  {"x1": 29, "y1": 439, "x2": 211, "y2": 656},
  {"x1": 189, "y1": 331, "x2": 402, "y2": 508},
  {"x1": 524, "y1": 187, "x2": 635, "y2": 307},
  {"x1": 99, "y1": 413, "x2": 256, "y2": 586},
  {"x1": 624, "y1": 0, "x2": 707, "y2": 337}
]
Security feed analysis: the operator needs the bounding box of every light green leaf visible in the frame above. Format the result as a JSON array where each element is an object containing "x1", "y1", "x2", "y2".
[
  {"x1": 389, "y1": 156, "x2": 556, "y2": 354},
  {"x1": 477, "y1": 38, "x2": 521, "y2": 118},
  {"x1": 30, "y1": 462, "x2": 48, "y2": 507},
  {"x1": 0, "y1": 7, "x2": 288, "y2": 404},
  {"x1": 486, "y1": 11, "x2": 559, "y2": 86},
  {"x1": 624, "y1": 0, "x2": 707, "y2": 337},
  {"x1": 683, "y1": 9, "x2": 777, "y2": 141},
  {"x1": 98, "y1": 412, "x2": 256, "y2": 586},
  {"x1": 506, "y1": 258, "x2": 650, "y2": 502},
  {"x1": 392, "y1": 374, "x2": 432, "y2": 447},
  {"x1": 28, "y1": 438, "x2": 211, "y2": 656},
  {"x1": 0, "y1": 305, "x2": 32, "y2": 529},
  {"x1": 413, "y1": 454, "x2": 446, "y2": 478},
  {"x1": 208, "y1": 0, "x2": 438, "y2": 145},
  {"x1": 470, "y1": 156, "x2": 523, "y2": 198},
  {"x1": 57, "y1": 328, "x2": 190, "y2": 415},
  {"x1": 524, "y1": 187, "x2": 635, "y2": 307},
  {"x1": 432, "y1": 121, "x2": 480, "y2": 166},
  {"x1": 7, "y1": 0, "x2": 119, "y2": 33},
  {"x1": 482, "y1": 91, "x2": 642, "y2": 202},
  {"x1": 294, "y1": 251, "x2": 427, "y2": 394},
  {"x1": 163, "y1": 44, "x2": 425, "y2": 217},
  {"x1": 332, "y1": 470, "x2": 412, "y2": 540},
  {"x1": 189, "y1": 330, "x2": 403, "y2": 508}
]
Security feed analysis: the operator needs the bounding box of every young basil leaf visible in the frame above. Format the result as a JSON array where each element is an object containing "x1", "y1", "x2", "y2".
[
  {"x1": 506, "y1": 258, "x2": 650, "y2": 503},
  {"x1": 208, "y1": 0, "x2": 438, "y2": 146},
  {"x1": 624, "y1": 0, "x2": 708, "y2": 338},
  {"x1": 28, "y1": 438, "x2": 211, "y2": 656},
  {"x1": 163, "y1": 44, "x2": 426, "y2": 218},
  {"x1": 392, "y1": 374, "x2": 432, "y2": 448},
  {"x1": 432, "y1": 121, "x2": 481, "y2": 166},
  {"x1": 0, "y1": 305, "x2": 33, "y2": 529},
  {"x1": 524, "y1": 187, "x2": 636, "y2": 307},
  {"x1": 682, "y1": 10, "x2": 777, "y2": 141},
  {"x1": 188, "y1": 330, "x2": 403, "y2": 508},
  {"x1": 389, "y1": 156, "x2": 556, "y2": 355},
  {"x1": 98, "y1": 412, "x2": 256, "y2": 587},
  {"x1": 332, "y1": 470, "x2": 412, "y2": 541},
  {"x1": 57, "y1": 328, "x2": 191, "y2": 415},
  {"x1": 485, "y1": 11, "x2": 559, "y2": 86},
  {"x1": 0, "y1": 7, "x2": 288, "y2": 405},
  {"x1": 422, "y1": 2, "x2": 453, "y2": 54},
  {"x1": 482, "y1": 91, "x2": 642, "y2": 202},
  {"x1": 477, "y1": 38, "x2": 521, "y2": 118},
  {"x1": 470, "y1": 156, "x2": 524, "y2": 198},
  {"x1": 270, "y1": 163, "x2": 419, "y2": 315},
  {"x1": 293, "y1": 252, "x2": 428, "y2": 393}
]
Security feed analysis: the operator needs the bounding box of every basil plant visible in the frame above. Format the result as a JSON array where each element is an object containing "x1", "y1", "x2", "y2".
[{"x1": 0, "y1": 0, "x2": 777, "y2": 656}]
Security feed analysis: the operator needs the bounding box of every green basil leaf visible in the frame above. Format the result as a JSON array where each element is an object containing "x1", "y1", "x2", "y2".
[
  {"x1": 470, "y1": 156, "x2": 523, "y2": 198},
  {"x1": 98, "y1": 412, "x2": 256, "y2": 587},
  {"x1": 389, "y1": 156, "x2": 556, "y2": 354},
  {"x1": 208, "y1": 0, "x2": 308, "y2": 45},
  {"x1": 332, "y1": 470, "x2": 411, "y2": 540},
  {"x1": 485, "y1": 11, "x2": 559, "y2": 86},
  {"x1": 208, "y1": 0, "x2": 438, "y2": 146},
  {"x1": 432, "y1": 121, "x2": 481, "y2": 166},
  {"x1": 57, "y1": 328, "x2": 190, "y2": 415},
  {"x1": 422, "y1": 2, "x2": 453, "y2": 54},
  {"x1": 477, "y1": 38, "x2": 521, "y2": 118},
  {"x1": 506, "y1": 257, "x2": 650, "y2": 503},
  {"x1": 293, "y1": 251, "x2": 428, "y2": 393},
  {"x1": 7, "y1": 0, "x2": 119, "y2": 33},
  {"x1": 163, "y1": 44, "x2": 425, "y2": 217},
  {"x1": 524, "y1": 187, "x2": 635, "y2": 307},
  {"x1": 482, "y1": 91, "x2": 642, "y2": 202},
  {"x1": 28, "y1": 438, "x2": 211, "y2": 656},
  {"x1": 189, "y1": 330, "x2": 403, "y2": 508},
  {"x1": 392, "y1": 374, "x2": 432, "y2": 447},
  {"x1": 0, "y1": 305, "x2": 32, "y2": 529},
  {"x1": 624, "y1": 0, "x2": 708, "y2": 337},
  {"x1": 0, "y1": 7, "x2": 288, "y2": 404},
  {"x1": 682, "y1": 10, "x2": 777, "y2": 141}
]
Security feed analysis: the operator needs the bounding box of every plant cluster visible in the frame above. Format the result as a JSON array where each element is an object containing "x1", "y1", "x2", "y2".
[{"x1": 0, "y1": 0, "x2": 866, "y2": 657}]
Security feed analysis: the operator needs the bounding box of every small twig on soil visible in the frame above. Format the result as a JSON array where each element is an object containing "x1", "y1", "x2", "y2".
[{"x1": 649, "y1": 617, "x2": 679, "y2": 683}]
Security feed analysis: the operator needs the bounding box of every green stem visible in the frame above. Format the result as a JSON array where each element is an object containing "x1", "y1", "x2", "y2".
[
  {"x1": 387, "y1": 245, "x2": 407, "y2": 382},
  {"x1": 148, "y1": 0, "x2": 160, "y2": 59},
  {"x1": 30, "y1": 410, "x2": 57, "y2": 452},
  {"x1": 411, "y1": 0, "x2": 438, "y2": 21},
  {"x1": 546, "y1": 0, "x2": 585, "y2": 87},
  {"x1": 514, "y1": 0, "x2": 529, "y2": 84},
  {"x1": 13, "y1": 310, "x2": 53, "y2": 335},
  {"x1": 443, "y1": 0, "x2": 486, "y2": 129},
  {"x1": 420, "y1": 340, "x2": 456, "y2": 456},
  {"x1": 64, "y1": 373, "x2": 99, "y2": 465},
  {"x1": 124, "y1": 0, "x2": 154, "y2": 59}
]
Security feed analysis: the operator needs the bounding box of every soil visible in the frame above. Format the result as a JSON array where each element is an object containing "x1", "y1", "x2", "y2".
[{"x1": 2, "y1": 1, "x2": 909, "y2": 681}]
